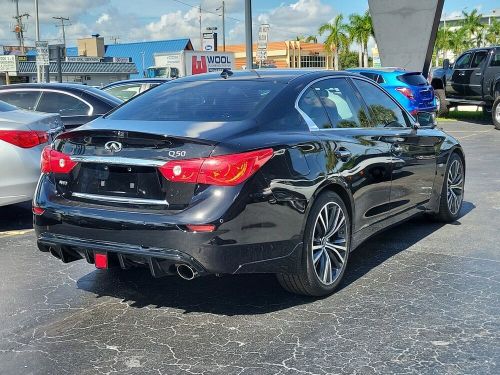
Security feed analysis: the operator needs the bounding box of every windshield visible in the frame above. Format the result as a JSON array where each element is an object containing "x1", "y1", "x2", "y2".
[
  {"x1": 108, "y1": 79, "x2": 285, "y2": 122},
  {"x1": 0, "y1": 100, "x2": 17, "y2": 112}
]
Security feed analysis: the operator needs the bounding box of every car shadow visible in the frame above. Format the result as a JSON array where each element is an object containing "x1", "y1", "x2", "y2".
[
  {"x1": 0, "y1": 202, "x2": 33, "y2": 233},
  {"x1": 76, "y1": 201, "x2": 475, "y2": 316}
]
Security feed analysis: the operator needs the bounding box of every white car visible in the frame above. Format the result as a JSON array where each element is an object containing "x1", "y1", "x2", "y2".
[{"x1": 0, "y1": 100, "x2": 63, "y2": 206}]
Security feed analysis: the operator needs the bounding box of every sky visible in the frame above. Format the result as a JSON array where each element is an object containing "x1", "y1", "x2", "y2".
[{"x1": 0, "y1": 0, "x2": 497, "y2": 49}]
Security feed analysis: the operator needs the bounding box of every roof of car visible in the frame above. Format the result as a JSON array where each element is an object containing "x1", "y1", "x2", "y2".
[
  {"x1": 347, "y1": 67, "x2": 410, "y2": 73},
  {"x1": 173, "y1": 69, "x2": 358, "y2": 83}
]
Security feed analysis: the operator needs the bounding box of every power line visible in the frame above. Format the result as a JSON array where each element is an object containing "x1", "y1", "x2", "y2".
[{"x1": 53, "y1": 16, "x2": 71, "y2": 48}]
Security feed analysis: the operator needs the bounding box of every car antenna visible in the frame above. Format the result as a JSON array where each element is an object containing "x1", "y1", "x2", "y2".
[{"x1": 220, "y1": 69, "x2": 234, "y2": 79}]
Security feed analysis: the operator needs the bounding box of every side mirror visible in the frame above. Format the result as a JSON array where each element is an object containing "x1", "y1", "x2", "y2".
[
  {"x1": 443, "y1": 59, "x2": 450, "y2": 70},
  {"x1": 415, "y1": 111, "x2": 437, "y2": 128}
]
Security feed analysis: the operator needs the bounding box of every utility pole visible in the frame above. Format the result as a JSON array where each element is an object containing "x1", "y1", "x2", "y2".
[
  {"x1": 35, "y1": 0, "x2": 41, "y2": 83},
  {"x1": 109, "y1": 36, "x2": 120, "y2": 44},
  {"x1": 53, "y1": 16, "x2": 70, "y2": 49},
  {"x1": 12, "y1": 0, "x2": 29, "y2": 55},
  {"x1": 199, "y1": 5, "x2": 203, "y2": 50},
  {"x1": 244, "y1": 0, "x2": 253, "y2": 69},
  {"x1": 216, "y1": 1, "x2": 226, "y2": 51}
]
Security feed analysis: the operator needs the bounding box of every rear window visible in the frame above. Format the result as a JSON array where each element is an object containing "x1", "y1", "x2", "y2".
[
  {"x1": 108, "y1": 80, "x2": 285, "y2": 122},
  {"x1": 0, "y1": 100, "x2": 16, "y2": 112},
  {"x1": 397, "y1": 73, "x2": 427, "y2": 86}
]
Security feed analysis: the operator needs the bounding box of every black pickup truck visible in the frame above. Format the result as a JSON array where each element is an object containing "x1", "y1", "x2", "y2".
[{"x1": 431, "y1": 46, "x2": 500, "y2": 129}]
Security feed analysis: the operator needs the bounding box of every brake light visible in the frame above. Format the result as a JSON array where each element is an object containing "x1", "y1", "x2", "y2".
[
  {"x1": 0, "y1": 130, "x2": 48, "y2": 148},
  {"x1": 186, "y1": 224, "x2": 216, "y2": 232},
  {"x1": 40, "y1": 146, "x2": 77, "y2": 174},
  {"x1": 395, "y1": 87, "x2": 415, "y2": 100},
  {"x1": 159, "y1": 148, "x2": 274, "y2": 186},
  {"x1": 32, "y1": 206, "x2": 45, "y2": 215}
]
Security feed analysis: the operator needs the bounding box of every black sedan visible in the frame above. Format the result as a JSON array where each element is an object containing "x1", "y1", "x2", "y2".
[
  {"x1": 0, "y1": 83, "x2": 123, "y2": 130},
  {"x1": 33, "y1": 70, "x2": 465, "y2": 296}
]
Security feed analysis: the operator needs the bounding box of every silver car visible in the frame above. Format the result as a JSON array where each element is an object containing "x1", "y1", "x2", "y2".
[{"x1": 0, "y1": 100, "x2": 63, "y2": 206}]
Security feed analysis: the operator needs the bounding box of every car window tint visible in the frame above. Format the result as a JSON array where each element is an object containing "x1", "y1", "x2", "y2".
[
  {"x1": 297, "y1": 87, "x2": 332, "y2": 129},
  {"x1": 0, "y1": 100, "x2": 17, "y2": 112},
  {"x1": 0, "y1": 91, "x2": 40, "y2": 110},
  {"x1": 455, "y1": 53, "x2": 472, "y2": 69},
  {"x1": 490, "y1": 52, "x2": 500, "y2": 67},
  {"x1": 376, "y1": 74, "x2": 385, "y2": 84},
  {"x1": 104, "y1": 84, "x2": 142, "y2": 101},
  {"x1": 471, "y1": 51, "x2": 488, "y2": 68},
  {"x1": 353, "y1": 79, "x2": 408, "y2": 128},
  {"x1": 108, "y1": 80, "x2": 285, "y2": 122},
  {"x1": 37, "y1": 92, "x2": 90, "y2": 116},
  {"x1": 311, "y1": 78, "x2": 370, "y2": 128}
]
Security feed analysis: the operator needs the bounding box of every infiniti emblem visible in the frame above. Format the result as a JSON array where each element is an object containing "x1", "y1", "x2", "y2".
[{"x1": 104, "y1": 141, "x2": 122, "y2": 153}]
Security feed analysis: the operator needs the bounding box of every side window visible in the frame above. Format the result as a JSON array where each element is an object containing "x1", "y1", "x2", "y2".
[
  {"x1": 353, "y1": 79, "x2": 409, "y2": 128},
  {"x1": 471, "y1": 51, "x2": 488, "y2": 68},
  {"x1": 376, "y1": 74, "x2": 385, "y2": 84},
  {"x1": 312, "y1": 78, "x2": 371, "y2": 128},
  {"x1": 359, "y1": 72, "x2": 376, "y2": 82},
  {"x1": 36, "y1": 92, "x2": 90, "y2": 116},
  {"x1": 297, "y1": 87, "x2": 331, "y2": 129},
  {"x1": 0, "y1": 91, "x2": 41, "y2": 110},
  {"x1": 455, "y1": 53, "x2": 472, "y2": 69},
  {"x1": 104, "y1": 84, "x2": 142, "y2": 101},
  {"x1": 489, "y1": 51, "x2": 500, "y2": 67}
]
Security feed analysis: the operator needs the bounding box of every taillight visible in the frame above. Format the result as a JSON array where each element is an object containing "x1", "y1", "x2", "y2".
[
  {"x1": 40, "y1": 146, "x2": 77, "y2": 174},
  {"x1": 395, "y1": 87, "x2": 415, "y2": 100},
  {"x1": 0, "y1": 130, "x2": 48, "y2": 148},
  {"x1": 159, "y1": 148, "x2": 274, "y2": 186}
]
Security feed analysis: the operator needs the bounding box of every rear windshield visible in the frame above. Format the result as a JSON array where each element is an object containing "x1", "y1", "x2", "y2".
[
  {"x1": 397, "y1": 73, "x2": 427, "y2": 86},
  {"x1": 107, "y1": 80, "x2": 285, "y2": 122},
  {"x1": 0, "y1": 100, "x2": 17, "y2": 112}
]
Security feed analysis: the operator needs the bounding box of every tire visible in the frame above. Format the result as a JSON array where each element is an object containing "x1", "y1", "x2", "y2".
[
  {"x1": 435, "y1": 89, "x2": 448, "y2": 117},
  {"x1": 433, "y1": 153, "x2": 465, "y2": 222},
  {"x1": 493, "y1": 97, "x2": 500, "y2": 130},
  {"x1": 277, "y1": 191, "x2": 351, "y2": 297}
]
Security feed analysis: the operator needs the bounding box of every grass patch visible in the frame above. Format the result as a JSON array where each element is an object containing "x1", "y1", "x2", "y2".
[{"x1": 439, "y1": 109, "x2": 487, "y2": 122}]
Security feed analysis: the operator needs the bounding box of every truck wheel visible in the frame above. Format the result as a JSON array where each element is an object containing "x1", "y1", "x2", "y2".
[
  {"x1": 435, "y1": 89, "x2": 448, "y2": 117},
  {"x1": 493, "y1": 97, "x2": 500, "y2": 130}
]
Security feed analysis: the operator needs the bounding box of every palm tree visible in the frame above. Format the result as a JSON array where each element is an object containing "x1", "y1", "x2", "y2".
[
  {"x1": 461, "y1": 9, "x2": 485, "y2": 48},
  {"x1": 448, "y1": 27, "x2": 467, "y2": 56},
  {"x1": 295, "y1": 35, "x2": 318, "y2": 43},
  {"x1": 485, "y1": 19, "x2": 500, "y2": 45},
  {"x1": 348, "y1": 13, "x2": 364, "y2": 67},
  {"x1": 319, "y1": 14, "x2": 350, "y2": 70},
  {"x1": 434, "y1": 26, "x2": 450, "y2": 66},
  {"x1": 360, "y1": 10, "x2": 373, "y2": 68}
]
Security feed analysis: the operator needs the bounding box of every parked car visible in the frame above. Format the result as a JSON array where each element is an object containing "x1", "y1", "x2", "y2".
[
  {"x1": 102, "y1": 78, "x2": 170, "y2": 101},
  {"x1": 431, "y1": 46, "x2": 500, "y2": 128},
  {"x1": 348, "y1": 68, "x2": 437, "y2": 116},
  {"x1": 0, "y1": 83, "x2": 123, "y2": 130},
  {"x1": 0, "y1": 100, "x2": 63, "y2": 207},
  {"x1": 33, "y1": 70, "x2": 465, "y2": 297}
]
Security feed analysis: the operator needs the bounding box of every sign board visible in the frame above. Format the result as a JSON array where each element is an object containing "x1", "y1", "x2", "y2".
[
  {"x1": 256, "y1": 50, "x2": 267, "y2": 61},
  {"x1": 36, "y1": 41, "x2": 49, "y2": 66},
  {"x1": 0, "y1": 55, "x2": 18, "y2": 72},
  {"x1": 112, "y1": 57, "x2": 130, "y2": 63},
  {"x1": 257, "y1": 24, "x2": 270, "y2": 64},
  {"x1": 202, "y1": 32, "x2": 217, "y2": 52},
  {"x1": 187, "y1": 52, "x2": 234, "y2": 75},
  {"x1": 372, "y1": 47, "x2": 381, "y2": 68},
  {"x1": 66, "y1": 56, "x2": 101, "y2": 63}
]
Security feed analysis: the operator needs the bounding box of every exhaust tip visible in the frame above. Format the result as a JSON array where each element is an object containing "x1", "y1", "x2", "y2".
[{"x1": 176, "y1": 264, "x2": 198, "y2": 280}]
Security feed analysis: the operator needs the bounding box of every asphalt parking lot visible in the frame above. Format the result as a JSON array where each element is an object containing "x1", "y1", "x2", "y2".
[{"x1": 0, "y1": 120, "x2": 498, "y2": 375}]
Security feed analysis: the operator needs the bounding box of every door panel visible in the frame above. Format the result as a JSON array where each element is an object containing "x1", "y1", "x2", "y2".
[
  {"x1": 467, "y1": 50, "x2": 489, "y2": 99},
  {"x1": 447, "y1": 52, "x2": 472, "y2": 97}
]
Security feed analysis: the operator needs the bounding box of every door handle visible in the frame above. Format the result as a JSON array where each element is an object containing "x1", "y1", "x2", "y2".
[
  {"x1": 334, "y1": 148, "x2": 351, "y2": 161},
  {"x1": 391, "y1": 144, "x2": 403, "y2": 156},
  {"x1": 475, "y1": 72, "x2": 482, "y2": 76},
  {"x1": 458, "y1": 71, "x2": 465, "y2": 76}
]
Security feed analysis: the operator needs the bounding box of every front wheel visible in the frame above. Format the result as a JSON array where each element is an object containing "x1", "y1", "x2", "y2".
[
  {"x1": 277, "y1": 191, "x2": 351, "y2": 297},
  {"x1": 432, "y1": 153, "x2": 465, "y2": 222},
  {"x1": 493, "y1": 97, "x2": 500, "y2": 130},
  {"x1": 435, "y1": 89, "x2": 448, "y2": 117}
]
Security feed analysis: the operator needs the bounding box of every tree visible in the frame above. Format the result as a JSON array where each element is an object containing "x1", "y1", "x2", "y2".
[
  {"x1": 319, "y1": 14, "x2": 350, "y2": 70},
  {"x1": 434, "y1": 25, "x2": 450, "y2": 66},
  {"x1": 485, "y1": 19, "x2": 500, "y2": 45},
  {"x1": 295, "y1": 35, "x2": 318, "y2": 43},
  {"x1": 360, "y1": 10, "x2": 373, "y2": 68},
  {"x1": 448, "y1": 27, "x2": 468, "y2": 56},
  {"x1": 461, "y1": 9, "x2": 485, "y2": 48},
  {"x1": 347, "y1": 13, "x2": 364, "y2": 67}
]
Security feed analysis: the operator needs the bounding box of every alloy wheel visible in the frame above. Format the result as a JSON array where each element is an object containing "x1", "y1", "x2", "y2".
[
  {"x1": 495, "y1": 104, "x2": 500, "y2": 123},
  {"x1": 447, "y1": 159, "x2": 464, "y2": 215},
  {"x1": 311, "y1": 202, "x2": 348, "y2": 285}
]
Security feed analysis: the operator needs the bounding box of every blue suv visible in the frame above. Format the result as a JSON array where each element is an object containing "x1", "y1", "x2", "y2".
[{"x1": 348, "y1": 68, "x2": 437, "y2": 116}]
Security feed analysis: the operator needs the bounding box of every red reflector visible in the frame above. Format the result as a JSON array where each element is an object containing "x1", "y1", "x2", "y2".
[
  {"x1": 94, "y1": 252, "x2": 108, "y2": 269},
  {"x1": 41, "y1": 146, "x2": 78, "y2": 174},
  {"x1": 396, "y1": 87, "x2": 415, "y2": 100},
  {"x1": 32, "y1": 206, "x2": 45, "y2": 215},
  {"x1": 159, "y1": 148, "x2": 274, "y2": 186},
  {"x1": 186, "y1": 224, "x2": 216, "y2": 232},
  {"x1": 0, "y1": 130, "x2": 48, "y2": 148}
]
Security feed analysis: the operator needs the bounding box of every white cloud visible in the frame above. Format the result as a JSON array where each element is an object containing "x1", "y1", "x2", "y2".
[{"x1": 97, "y1": 13, "x2": 110, "y2": 24}]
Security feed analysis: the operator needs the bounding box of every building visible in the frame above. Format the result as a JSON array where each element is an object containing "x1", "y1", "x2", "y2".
[
  {"x1": 439, "y1": 9, "x2": 499, "y2": 29},
  {"x1": 225, "y1": 41, "x2": 332, "y2": 70},
  {"x1": 66, "y1": 38, "x2": 194, "y2": 78}
]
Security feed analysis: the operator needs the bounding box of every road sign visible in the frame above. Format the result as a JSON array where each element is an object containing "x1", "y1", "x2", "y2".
[
  {"x1": 36, "y1": 41, "x2": 49, "y2": 66},
  {"x1": 257, "y1": 49, "x2": 267, "y2": 61},
  {"x1": 0, "y1": 55, "x2": 18, "y2": 72}
]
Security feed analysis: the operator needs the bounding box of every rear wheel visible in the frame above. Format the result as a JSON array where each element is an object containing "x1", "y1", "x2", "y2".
[
  {"x1": 493, "y1": 97, "x2": 500, "y2": 130},
  {"x1": 435, "y1": 89, "x2": 448, "y2": 117},
  {"x1": 433, "y1": 153, "x2": 465, "y2": 222},
  {"x1": 277, "y1": 191, "x2": 350, "y2": 296}
]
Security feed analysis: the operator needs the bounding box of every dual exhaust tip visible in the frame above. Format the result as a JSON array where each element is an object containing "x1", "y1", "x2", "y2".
[{"x1": 176, "y1": 264, "x2": 198, "y2": 280}]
